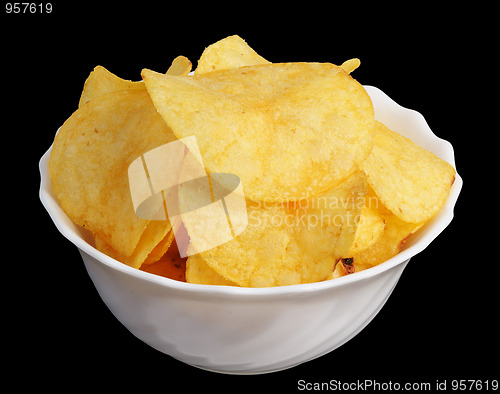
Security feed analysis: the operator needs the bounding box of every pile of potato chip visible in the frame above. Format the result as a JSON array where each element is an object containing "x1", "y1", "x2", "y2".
[{"x1": 49, "y1": 35, "x2": 455, "y2": 287}]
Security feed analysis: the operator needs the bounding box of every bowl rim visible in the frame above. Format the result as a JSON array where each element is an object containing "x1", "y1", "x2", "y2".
[{"x1": 39, "y1": 85, "x2": 463, "y2": 297}]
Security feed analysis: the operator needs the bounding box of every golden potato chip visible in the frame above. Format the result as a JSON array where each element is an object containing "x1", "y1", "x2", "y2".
[
  {"x1": 326, "y1": 187, "x2": 423, "y2": 279},
  {"x1": 186, "y1": 254, "x2": 237, "y2": 286},
  {"x1": 346, "y1": 206, "x2": 385, "y2": 256},
  {"x1": 361, "y1": 121, "x2": 455, "y2": 223},
  {"x1": 284, "y1": 171, "x2": 368, "y2": 264},
  {"x1": 95, "y1": 222, "x2": 172, "y2": 269},
  {"x1": 49, "y1": 89, "x2": 176, "y2": 257},
  {"x1": 353, "y1": 214, "x2": 423, "y2": 272},
  {"x1": 78, "y1": 66, "x2": 144, "y2": 107},
  {"x1": 142, "y1": 63, "x2": 374, "y2": 202},
  {"x1": 184, "y1": 171, "x2": 366, "y2": 287},
  {"x1": 341, "y1": 188, "x2": 422, "y2": 271},
  {"x1": 195, "y1": 35, "x2": 270, "y2": 74},
  {"x1": 79, "y1": 59, "x2": 193, "y2": 108},
  {"x1": 340, "y1": 58, "x2": 361, "y2": 74},
  {"x1": 166, "y1": 55, "x2": 192, "y2": 76}
]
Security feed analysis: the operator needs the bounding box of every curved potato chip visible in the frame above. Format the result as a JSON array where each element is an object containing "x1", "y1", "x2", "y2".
[
  {"x1": 340, "y1": 58, "x2": 361, "y2": 74},
  {"x1": 79, "y1": 66, "x2": 144, "y2": 107},
  {"x1": 79, "y1": 59, "x2": 193, "y2": 108},
  {"x1": 49, "y1": 89, "x2": 176, "y2": 257},
  {"x1": 185, "y1": 172, "x2": 367, "y2": 287},
  {"x1": 142, "y1": 63, "x2": 374, "y2": 202},
  {"x1": 353, "y1": 214, "x2": 423, "y2": 272},
  {"x1": 166, "y1": 55, "x2": 192, "y2": 76},
  {"x1": 361, "y1": 121, "x2": 456, "y2": 223},
  {"x1": 346, "y1": 206, "x2": 385, "y2": 256},
  {"x1": 186, "y1": 254, "x2": 237, "y2": 286},
  {"x1": 95, "y1": 222, "x2": 171, "y2": 269},
  {"x1": 195, "y1": 35, "x2": 270, "y2": 74}
]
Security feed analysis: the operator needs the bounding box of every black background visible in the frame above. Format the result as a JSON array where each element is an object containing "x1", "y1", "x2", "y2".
[{"x1": 4, "y1": 2, "x2": 495, "y2": 391}]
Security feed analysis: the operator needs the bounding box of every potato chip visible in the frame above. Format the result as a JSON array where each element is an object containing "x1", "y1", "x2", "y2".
[
  {"x1": 49, "y1": 89, "x2": 176, "y2": 257},
  {"x1": 195, "y1": 35, "x2": 270, "y2": 74},
  {"x1": 183, "y1": 171, "x2": 366, "y2": 287},
  {"x1": 95, "y1": 223, "x2": 172, "y2": 269},
  {"x1": 340, "y1": 58, "x2": 361, "y2": 74},
  {"x1": 186, "y1": 254, "x2": 237, "y2": 286},
  {"x1": 166, "y1": 55, "x2": 192, "y2": 76},
  {"x1": 78, "y1": 66, "x2": 144, "y2": 107},
  {"x1": 325, "y1": 189, "x2": 423, "y2": 279},
  {"x1": 337, "y1": 189, "x2": 423, "y2": 272},
  {"x1": 346, "y1": 206, "x2": 385, "y2": 256},
  {"x1": 361, "y1": 121, "x2": 455, "y2": 223},
  {"x1": 353, "y1": 214, "x2": 423, "y2": 272},
  {"x1": 142, "y1": 63, "x2": 374, "y2": 202},
  {"x1": 79, "y1": 58, "x2": 192, "y2": 108},
  {"x1": 285, "y1": 171, "x2": 368, "y2": 263},
  {"x1": 63, "y1": 63, "x2": 190, "y2": 264}
]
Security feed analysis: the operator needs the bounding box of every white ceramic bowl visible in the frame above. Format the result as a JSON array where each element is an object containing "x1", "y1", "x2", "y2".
[{"x1": 39, "y1": 86, "x2": 462, "y2": 374}]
